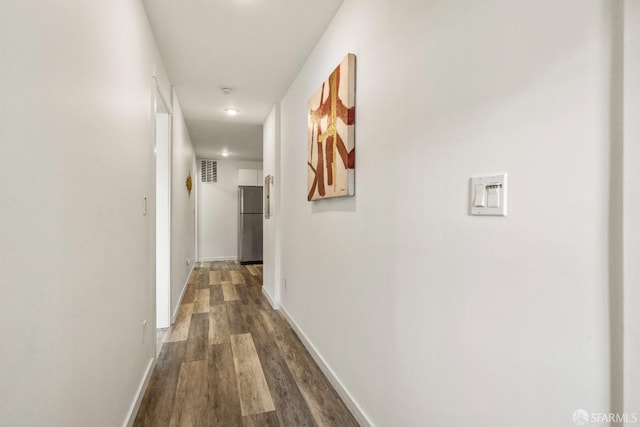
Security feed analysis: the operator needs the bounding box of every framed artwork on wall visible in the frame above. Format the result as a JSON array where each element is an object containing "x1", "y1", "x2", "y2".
[{"x1": 307, "y1": 53, "x2": 356, "y2": 201}]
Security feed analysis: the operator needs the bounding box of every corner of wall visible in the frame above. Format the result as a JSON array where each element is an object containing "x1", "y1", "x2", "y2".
[
  {"x1": 171, "y1": 262, "x2": 195, "y2": 324},
  {"x1": 261, "y1": 286, "x2": 279, "y2": 310},
  {"x1": 122, "y1": 356, "x2": 156, "y2": 427},
  {"x1": 278, "y1": 304, "x2": 373, "y2": 427}
]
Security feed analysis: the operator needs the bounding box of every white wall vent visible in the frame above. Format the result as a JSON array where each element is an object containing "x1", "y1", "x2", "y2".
[{"x1": 201, "y1": 160, "x2": 218, "y2": 183}]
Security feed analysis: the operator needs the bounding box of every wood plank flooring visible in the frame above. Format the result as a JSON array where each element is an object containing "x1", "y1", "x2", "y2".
[{"x1": 134, "y1": 261, "x2": 359, "y2": 427}]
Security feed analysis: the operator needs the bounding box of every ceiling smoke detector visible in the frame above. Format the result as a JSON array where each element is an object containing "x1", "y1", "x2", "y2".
[{"x1": 220, "y1": 87, "x2": 234, "y2": 96}]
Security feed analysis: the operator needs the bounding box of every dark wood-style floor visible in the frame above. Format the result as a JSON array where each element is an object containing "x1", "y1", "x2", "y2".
[{"x1": 134, "y1": 261, "x2": 359, "y2": 427}]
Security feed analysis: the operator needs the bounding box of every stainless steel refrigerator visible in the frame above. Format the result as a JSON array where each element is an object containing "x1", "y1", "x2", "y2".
[{"x1": 237, "y1": 186, "x2": 263, "y2": 264}]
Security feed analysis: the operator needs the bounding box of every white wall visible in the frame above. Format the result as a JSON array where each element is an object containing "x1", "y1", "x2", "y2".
[
  {"x1": 275, "y1": 0, "x2": 619, "y2": 425},
  {"x1": 198, "y1": 159, "x2": 263, "y2": 261},
  {"x1": 624, "y1": 0, "x2": 640, "y2": 416},
  {"x1": 170, "y1": 91, "x2": 196, "y2": 319},
  {"x1": 262, "y1": 105, "x2": 281, "y2": 306},
  {"x1": 0, "y1": 1, "x2": 167, "y2": 425}
]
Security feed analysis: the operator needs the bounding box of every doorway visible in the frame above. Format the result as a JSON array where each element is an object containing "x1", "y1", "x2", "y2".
[{"x1": 154, "y1": 86, "x2": 172, "y2": 344}]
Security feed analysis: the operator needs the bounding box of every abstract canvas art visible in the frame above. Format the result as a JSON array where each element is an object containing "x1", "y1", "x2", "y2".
[{"x1": 307, "y1": 53, "x2": 356, "y2": 201}]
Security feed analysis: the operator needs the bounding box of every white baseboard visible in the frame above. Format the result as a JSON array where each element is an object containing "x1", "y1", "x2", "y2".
[
  {"x1": 198, "y1": 256, "x2": 238, "y2": 262},
  {"x1": 123, "y1": 356, "x2": 156, "y2": 427},
  {"x1": 278, "y1": 305, "x2": 373, "y2": 427},
  {"x1": 262, "y1": 286, "x2": 279, "y2": 309},
  {"x1": 171, "y1": 264, "x2": 195, "y2": 324}
]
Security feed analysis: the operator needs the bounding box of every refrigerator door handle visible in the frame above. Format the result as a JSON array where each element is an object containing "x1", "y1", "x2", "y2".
[{"x1": 239, "y1": 188, "x2": 244, "y2": 213}]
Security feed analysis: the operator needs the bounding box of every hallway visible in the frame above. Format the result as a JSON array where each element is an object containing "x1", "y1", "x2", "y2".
[{"x1": 134, "y1": 262, "x2": 358, "y2": 426}]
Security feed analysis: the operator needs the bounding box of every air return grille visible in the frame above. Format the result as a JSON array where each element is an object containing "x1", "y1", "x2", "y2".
[{"x1": 201, "y1": 160, "x2": 217, "y2": 183}]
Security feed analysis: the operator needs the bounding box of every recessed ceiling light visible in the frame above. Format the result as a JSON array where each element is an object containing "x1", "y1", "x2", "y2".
[
  {"x1": 224, "y1": 108, "x2": 239, "y2": 116},
  {"x1": 220, "y1": 87, "x2": 234, "y2": 96},
  {"x1": 222, "y1": 151, "x2": 229, "y2": 157}
]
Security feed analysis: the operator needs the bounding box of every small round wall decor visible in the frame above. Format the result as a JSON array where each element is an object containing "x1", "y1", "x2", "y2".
[{"x1": 186, "y1": 172, "x2": 193, "y2": 197}]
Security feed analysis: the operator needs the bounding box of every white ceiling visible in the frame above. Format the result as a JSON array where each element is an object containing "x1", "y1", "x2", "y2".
[{"x1": 142, "y1": 0, "x2": 344, "y2": 161}]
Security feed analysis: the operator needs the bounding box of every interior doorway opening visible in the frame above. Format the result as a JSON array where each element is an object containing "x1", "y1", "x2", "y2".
[{"x1": 154, "y1": 86, "x2": 172, "y2": 343}]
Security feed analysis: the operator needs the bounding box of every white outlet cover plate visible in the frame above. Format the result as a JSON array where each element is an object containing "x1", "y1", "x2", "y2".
[{"x1": 470, "y1": 173, "x2": 507, "y2": 216}]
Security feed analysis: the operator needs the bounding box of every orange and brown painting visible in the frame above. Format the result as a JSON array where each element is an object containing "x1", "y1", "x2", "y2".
[{"x1": 307, "y1": 54, "x2": 356, "y2": 201}]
